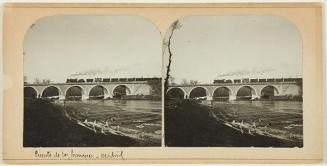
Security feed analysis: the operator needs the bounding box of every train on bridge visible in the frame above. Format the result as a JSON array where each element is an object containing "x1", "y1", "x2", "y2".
[
  {"x1": 213, "y1": 78, "x2": 302, "y2": 84},
  {"x1": 66, "y1": 77, "x2": 162, "y2": 83}
]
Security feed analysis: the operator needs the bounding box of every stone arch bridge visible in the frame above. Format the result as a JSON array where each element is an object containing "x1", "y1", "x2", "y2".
[
  {"x1": 167, "y1": 81, "x2": 302, "y2": 100},
  {"x1": 24, "y1": 81, "x2": 152, "y2": 100}
]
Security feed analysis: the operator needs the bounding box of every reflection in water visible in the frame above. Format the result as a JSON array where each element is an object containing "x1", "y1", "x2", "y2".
[{"x1": 57, "y1": 100, "x2": 161, "y2": 114}]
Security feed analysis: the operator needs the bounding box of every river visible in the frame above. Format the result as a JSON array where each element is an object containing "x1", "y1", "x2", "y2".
[
  {"x1": 212, "y1": 100, "x2": 302, "y2": 114},
  {"x1": 54, "y1": 99, "x2": 162, "y2": 143},
  {"x1": 59, "y1": 99, "x2": 162, "y2": 114}
]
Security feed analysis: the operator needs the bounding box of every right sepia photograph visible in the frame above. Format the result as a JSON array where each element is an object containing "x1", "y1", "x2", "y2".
[{"x1": 164, "y1": 15, "x2": 303, "y2": 147}]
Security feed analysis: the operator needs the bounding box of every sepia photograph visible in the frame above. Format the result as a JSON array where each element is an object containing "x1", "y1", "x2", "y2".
[
  {"x1": 164, "y1": 16, "x2": 303, "y2": 147},
  {"x1": 23, "y1": 16, "x2": 162, "y2": 147},
  {"x1": 2, "y1": 2, "x2": 323, "y2": 163}
]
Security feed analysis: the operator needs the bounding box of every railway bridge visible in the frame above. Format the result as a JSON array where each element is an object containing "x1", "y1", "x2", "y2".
[
  {"x1": 167, "y1": 80, "x2": 302, "y2": 101},
  {"x1": 24, "y1": 81, "x2": 153, "y2": 100}
]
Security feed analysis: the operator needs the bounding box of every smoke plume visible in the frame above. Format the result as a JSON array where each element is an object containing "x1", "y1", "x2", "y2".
[{"x1": 216, "y1": 67, "x2": 275, "y2": 78}]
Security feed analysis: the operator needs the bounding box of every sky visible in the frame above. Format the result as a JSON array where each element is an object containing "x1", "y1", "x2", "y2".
[
  {"x1": 164, "y1": 15, "x2": 303, "y2": 84},
  {"x1": 24, "y1": 15, "x2": 303, "y2": 84},
  {"x1": 24, "y1": 16, "x2": 162, "y2": 83}
]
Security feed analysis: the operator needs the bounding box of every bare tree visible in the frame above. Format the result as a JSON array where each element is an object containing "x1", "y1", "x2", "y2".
[
  {"x1": 169, "y1": 76, "x2": 176, "y2": 85},
  {"x1": 181, "y1": 79, "x2": 189, "y2": 85},
  {"x1": 164, "y1": 20, "x2": 181, "y2": 95},
  {"x1": 33, "y1": 78, "x2": 51, "y2": 84},
  {"x1": 190, "y1": 80, "x2": 199, "y2": 85},
  {"x1": 24, "y1": 76, "x2": 28, "y2": 84},
  {"x1": 42, "y1": 79, "x2": 51, "y2": 84},
  {"x1": 33, "y1": 78, "x2": 42, "y2": 84}
]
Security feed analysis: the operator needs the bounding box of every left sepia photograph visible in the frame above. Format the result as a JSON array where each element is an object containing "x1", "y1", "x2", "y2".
[{"x1": 23, "y1": 16, "x2": 162, "y2": 147}]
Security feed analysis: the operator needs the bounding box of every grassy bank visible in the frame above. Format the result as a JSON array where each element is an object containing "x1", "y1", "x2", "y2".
[
  {"x1": 24, "y1": 98, "x2": 141, "y2": 147},
  {"x1": 165, "y1": 99, "x2": 301, "y2": 147}
]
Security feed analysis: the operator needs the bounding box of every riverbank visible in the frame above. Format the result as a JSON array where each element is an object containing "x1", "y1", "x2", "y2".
[
  {"x1": 24, "y1": 98, "x2": 160, "y2": 147},
  {"x1": 208, "y1": 100, "x2": 303, "y2": 137},
  {"x1": 165, "y1": 99, "x2": 302, "y2": 147}
]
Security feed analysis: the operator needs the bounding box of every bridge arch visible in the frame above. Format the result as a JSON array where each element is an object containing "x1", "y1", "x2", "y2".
[
  {"x1": 260, "y1": 85, "x2": 280, "y2": 99},
  {"x1": 89, "y1": 85, "x2": 110, "y2": 99},
  {"x1": 236, "y1": 85, "x2": 258, "y2": 100},
  {"x1": 65, "y1": 85, "x2": 85, "y2": 100},
  {"x1": 188, "y1": 86, "x2": 209, "y2": 99},
  {"x1": 112, "y1": 84, "x2": 132, "y2": 99},
  {"x1": 166, "y1": 87, "x2": 186, "y2": 99},
  {"x1": 41, "y1": 86, "x2": 62, "y2": 99},
  {"x1": 213, "y1": 86, "x2": 232, "y2": 101},
  {"x1": 24, "y1": 87, "x2": 38, "y2": 98}
]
